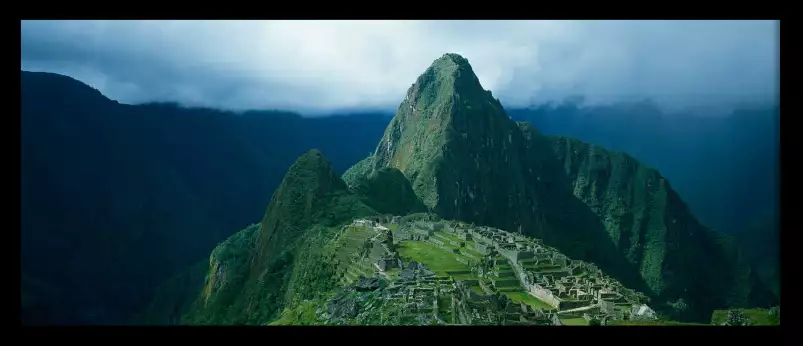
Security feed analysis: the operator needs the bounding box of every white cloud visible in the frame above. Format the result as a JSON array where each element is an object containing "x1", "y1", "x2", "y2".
[{"x1": 21, "y1": 20, "x2": 779, "y2": 114}]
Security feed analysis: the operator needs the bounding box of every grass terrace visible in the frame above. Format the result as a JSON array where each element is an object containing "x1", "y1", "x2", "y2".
[
  {"x1": 504, "y1": 291, "x2": 555, "y2": 311},
  {"x1": 459, "y1": 245, "x2": 483, "y2": 258},
  {"x1": 435, "y1": 231, "x2": 464, "y2": 245},
  {"x1": 396, "y1": 241, "x2": 471, "y2": 276},
  {"x1": 469, "y1": 285, "x2": 485, "y2": 295},
  {"x1": 560, "y1": 317, "x2": 589, "y2": 326}
]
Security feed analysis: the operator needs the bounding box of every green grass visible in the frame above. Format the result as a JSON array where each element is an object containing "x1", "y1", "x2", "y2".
[
  {"x1": 268, "y1": 299, "x2": 322, "y2": 326},
  {"x1": 537, "y1": 268, "x2": 568, "y2": 274},
  {"x1": 560, "y1": 317, "x2": 589, "y2": 326},
  {"x1": 531, "y1": 265, "x2": 562, "y2": 271},
  {"x1": 396, "y1": 241, "x2": 470, "y2": 276},
  {"x1": 435, "y1": 231, "x2": 464, "y2": 244},
  {"x1": 504, "y1": 291, "x2": 555, "y2": 311},
  {"x1": 438, "y1": 295, "x2": 453, "y2": 320},
  {"x1": 463, "y1": 247, "x2": 483, "y2": 256},
  {"x1": 385, "y1": 268, "x2": 401, "y2": 280},
  {"x1": 608, "y1": 320, "x2": 710, "y2": 326},
  {"x1": 451, "y1": 273, "x2": 476, "y2": 280},
  {"x1": 710, "y1": 308, "x2": 779, "y2": 326},
  {"x1": 469, "y1": 285, "x2": 485, "y2": 295}
]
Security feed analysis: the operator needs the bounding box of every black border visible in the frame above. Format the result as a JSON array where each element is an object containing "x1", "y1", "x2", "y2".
[{"x1": 15, "y1": 13, "x2": 788, "y2": 346}]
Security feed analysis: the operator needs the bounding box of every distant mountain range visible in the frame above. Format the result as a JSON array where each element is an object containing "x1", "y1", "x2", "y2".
[{"x1": 20, "y1": 64, "x2": 779, "y2": 325}]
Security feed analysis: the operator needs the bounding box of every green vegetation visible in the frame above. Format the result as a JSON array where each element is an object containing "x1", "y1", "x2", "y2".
[
  {"x1": 469, "y1": 285, "x2": 485, "y2": 295},
  {"x1": 560, "y1": 317, "x2": 590, "y2": 326},
  {"x1": 607, "y1": 320, "x2": 709, "y2": 326},
  {"x1": 396, "y1": 241, "x2": 470, "y2": 276},
  {"x1": 348, "y1": 166, "x2": 426, "y2": 215},
  {"x1": 504, "y1": 291, "x2": 555, "y2": 311},
  {"x1": 438, "y1": 295, "x2": 453, "y2": 322},
  {"x1": 550, "y1": 134, "x2": 777, "y2": 321},
  {"x1": 710, "y1": 308, "x2": 780, "y2": 326},
  {"x1": 164, "y1": 150, "x2": 378, "y2": 325},
  {"x1": 142, "y1": 53, "x2": 776, "y2": 327},
  {"x1": 342, "y1": 155, "x2": 375, "y2": 188},
  {"x1": 268, "y1": 298, "x2": 327, "y2": 326}
]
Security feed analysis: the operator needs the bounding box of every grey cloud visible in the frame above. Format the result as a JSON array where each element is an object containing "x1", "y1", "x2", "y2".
[{"x1": 21, "y1": 20, "x2": 779, "y2": 114}]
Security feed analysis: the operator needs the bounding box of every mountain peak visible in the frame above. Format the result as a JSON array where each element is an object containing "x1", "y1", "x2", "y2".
[
  {"x1": 430, "y1": 53, "x2": 473, "y2": 74},
  {"x1": 253, "y1": 149, "x2": 351, "y2": 265},
  {"x1": 21, "y1": 70, "x2": 114, "y2": 107},
  {"x1": 270, "y1": 149, "x2": 346, "y2": 203},
  {"x1": 409, "y1": 53, "x2": 485, "y2": 101}
]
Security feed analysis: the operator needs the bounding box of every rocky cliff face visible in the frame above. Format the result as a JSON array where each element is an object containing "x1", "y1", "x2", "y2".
[{"x1": 550, "y1": 135, "x2": 777, "y2": 320}]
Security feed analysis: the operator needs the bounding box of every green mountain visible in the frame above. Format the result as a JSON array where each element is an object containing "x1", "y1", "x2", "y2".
[
  {"x1": 344, "y1": 163, "x2": 427, "y2": 216},
  {"x1": 143, "y1": 53, "x2": 775, "y2": 325},
  {"x1": 548, "y1": 135, "x2": 777, "y2": 319},
  {"x1": 146, "y1": 150, "x2": 377, "y2": 324},
  {"x1": 360, "y1": 54, "x2": 645, "y2": 289},
  {"x1": 145, "y1": 149, "x2": 658, "y2": 325},
  {"x1": 340, "y1": 53, "x2": 774, "y2": 321}
]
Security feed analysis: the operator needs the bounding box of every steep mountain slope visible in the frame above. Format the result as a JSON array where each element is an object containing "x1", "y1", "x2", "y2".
[
  {"x1": 509, "y1": 104, "x2": 780, "y2": 298},
  {"x1": 20, "y1": 71, "x2": 388, "y2": 324},
  {"x1": 346, "y1": 53, "x2": 773, "y2": 322},
  {"x1": 170, "y1": 150, "x2": 377, "y2": 324},
  {"x1": 508, "y1": 103, "x2": 780, "y2": 236},
  {"x1": 344, "y1": 163, "x2": 427, "y2": 215},
  {"x1": 360, "y1": 53, "x2": 646, "y2": 293},
  {"x1": 549, "y1": 135, "x2": 777, "y2": 320}
]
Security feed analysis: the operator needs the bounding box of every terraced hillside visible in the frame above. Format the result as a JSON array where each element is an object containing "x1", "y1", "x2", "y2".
[{"x1": 272, "y1": 216, "x2": 658, "y2": 326}]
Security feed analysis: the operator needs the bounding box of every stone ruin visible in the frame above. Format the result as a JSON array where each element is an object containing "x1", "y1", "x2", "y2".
[
  {"x1": 722, "y1": 310, "x2": 752, "y2": 326},
  {"x1": 333, "y1": 217, "x2": 656, "y2": 325},
  {"x1": 630, "y1": 304, "x2": 658, "y2": 321}
]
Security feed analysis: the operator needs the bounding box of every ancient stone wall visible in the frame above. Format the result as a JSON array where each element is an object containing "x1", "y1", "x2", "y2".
[
  {"x1": 528, "y1": 283, "x2": 562, "y2": 309},
  {"x1": 473, "y1": 243, "x2": 489, "y2": 254}
]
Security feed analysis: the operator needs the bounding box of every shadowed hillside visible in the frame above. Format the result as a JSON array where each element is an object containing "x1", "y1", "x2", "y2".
[{"x1": 20, "y1": 71, "x2": 388, "y2": 325}]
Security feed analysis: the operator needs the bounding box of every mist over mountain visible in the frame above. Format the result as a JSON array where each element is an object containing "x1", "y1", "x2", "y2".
[{"x1": 22, "y1": 20, "x2": 778, "y2": 112}]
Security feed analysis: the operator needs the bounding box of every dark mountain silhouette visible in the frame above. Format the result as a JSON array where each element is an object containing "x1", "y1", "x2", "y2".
[{"x1": 20, "y1": 71, "x2": 388, "y2": 324}]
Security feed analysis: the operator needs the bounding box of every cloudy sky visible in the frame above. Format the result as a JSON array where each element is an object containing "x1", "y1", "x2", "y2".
[{"x1": 21, "y1": 20, "x2": 779, "y2": 114}]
